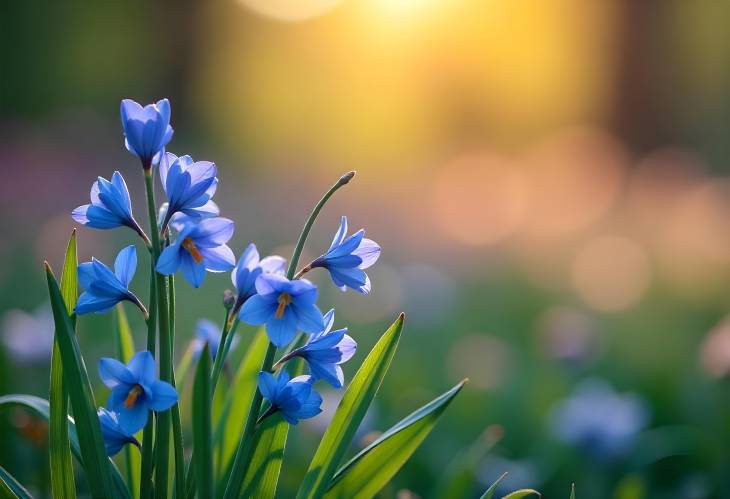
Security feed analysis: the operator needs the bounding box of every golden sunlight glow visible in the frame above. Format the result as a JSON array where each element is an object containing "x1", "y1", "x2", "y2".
[{"x1": 238, "y1": 0, "x2": 342, "y2": 22}]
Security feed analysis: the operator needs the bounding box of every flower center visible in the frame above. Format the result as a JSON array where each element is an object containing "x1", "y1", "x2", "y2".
[
  {"x1": 124, "y1": 385, "x2": 143, "y2": 409},
  {"x1": 182, "y1": 237, "x2": 204, "y2": 263},
  {"x1": 275, "y1": 293, "x2": 292, "y2": 319}
]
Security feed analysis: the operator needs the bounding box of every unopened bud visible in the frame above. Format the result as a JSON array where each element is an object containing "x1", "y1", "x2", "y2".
[{"x1": 223, "y1": 289, "x2": 236, "y2": 310}]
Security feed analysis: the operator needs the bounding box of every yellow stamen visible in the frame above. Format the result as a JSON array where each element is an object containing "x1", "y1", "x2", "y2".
[
  {"x1": 275, "y1": 293, "x2": 292, "y2": 319},
  {"x1": 182, "y1": 237, "x2": 204, "y2": 263},
  {"x1": 124, "y1": 385, "x2": 143, "y2": 409}
]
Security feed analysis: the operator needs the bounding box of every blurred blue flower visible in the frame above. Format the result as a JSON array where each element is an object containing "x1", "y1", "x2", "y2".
[
  {"x1": 232, "y1": 243, "x2": 287, "y2": 309},
  {"x1": 76, "y1": 245, "x2": 147, "y2": 317},
  {"x1": 97, "y1": 407, "x2": 139, "y2": 456},
  {"x1": 191, "y1": 318, "x2": 238, "y2": 360},
  {"x1": 99, "y1": 350, "x2": 178, "y2": 435},
  {"x1": 156, "y1": 217, "x2": 236, "y2": 288},
  {"x1": 258, "y1": 371, "x2": 323, "y2": 425},
  {"x1": 72, "y1": 171, "x2": 148, "y2": 242},
  {"x1": 549, "y1": 379, "x2": 648, "y2": 460},
  {"x1": 1, "y1": 305, "x2": 54, "y2": 364},
  {"x1": 158, "y1": 152, "x2": 219, "y2": 230},
  {"x1": 240, "y1": 274, "x2": 324, "y2": 347},
  {"x1": 277, "y1": 309, "x2": 356, "y2": 388},
  {"x1": 120, "y1": 98, "x2": 173, "y2": 168},
  {"x1": 310, "y1": 216, "x2": 380, "y2": 294}
]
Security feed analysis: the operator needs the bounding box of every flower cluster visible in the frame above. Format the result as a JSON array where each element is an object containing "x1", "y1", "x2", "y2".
[{"x1": 71, "y1": 98, "x2": 381, "y2": 454}]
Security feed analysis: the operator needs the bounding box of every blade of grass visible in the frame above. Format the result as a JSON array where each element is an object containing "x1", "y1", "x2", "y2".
[
  {"x1": 46, "y1": 263, "x2": 114, "y2": 499},
  {"x1": 297, "y1": 313, "x2": 405, "y2": 499},
  {"x1": 479, "y1": 472, "x2": 508, "y2": 499},
  {"x1": 192, "y1": 345, "x2": 213, "y2": 499},
  {"x1": 324, "y1": 379, "x2": 466, "y2": 499},
  {"x1": 0, "y1": 394, "x2": 130, "y2": 499},
  {"x1": 238, "y1": 413, "x2": 289, "y2": 498},
  {"x1": 49, "y1": 229, "x2": 78, "y2": 499},
  {"x1": 115, "y1": 305, "x2": 140, "y2": 499},
  {"x1": 139, "y1": 258, "x2": 157, "y2": 499},
  {"x1": 502, "y1": 490, "x2": 541, "y2": 499},
  {"x1": 0, "y1": 465, "x2": 32, "y2": 499}
]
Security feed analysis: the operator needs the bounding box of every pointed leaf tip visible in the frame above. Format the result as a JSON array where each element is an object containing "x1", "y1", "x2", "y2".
[{"x1": 398, "y1": 312, "x2": 405, "y2": 323}]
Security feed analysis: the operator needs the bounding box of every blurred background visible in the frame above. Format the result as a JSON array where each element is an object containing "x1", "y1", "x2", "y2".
[{"x1": 3, "y1": 0, "x2": 730, "y2": 497}]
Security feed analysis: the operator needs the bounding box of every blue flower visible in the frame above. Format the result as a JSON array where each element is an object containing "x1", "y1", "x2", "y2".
[
  {"x1": 232, "y1": 243, "x2": 286, "y2": 308},
  {"x1": 97, "y1": 407, "x2": 140, "y2": 456},
  {"x1": 99, "y1": 350, "x2": 178, "y2": 435},
  {"x1": 156, "y1": 217, "x2": 236, "y2": 288},
  {"x1": 309, "y1": 216, "x2": 380, "y2": 294},
  {"x1": 158, "y1": 152, "x2": 219, "y2": 230},
  {"x1": 76, "y1": 246, "x2": 147, "y2": 317},
  {"x1": 72, "y1": 171, "x2": 148, "y2": 242},
  {"x1": 258, "y1": 371, "x2": 322, "y2": 425},
  {"x1": 277, "y1": 309, "x2": 356, "y2": 388},
  {"x1": 548, "y1": 379, "x2": 649, "y2": 460},
  {"x1": 191, "y1": 318, "x2": 237, "y2": 360},
  {"x1": 120, "y1": 99, "x2": 173, "y2": 168},
  {"x1": 240, "y1": 274, "x2": 324, "y2": 347}
]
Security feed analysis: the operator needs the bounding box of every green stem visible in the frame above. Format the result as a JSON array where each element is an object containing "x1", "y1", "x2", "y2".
[
  {"x1": 139, "y1": 249, "x2": 158, "y2": 498},
  {"x1": 222, "y1": 171, "x2": 355, "y2": 499},
  {"x1": 210, "y1": 315, "x2": 237, "y2": 393},
  {"x1": 167, "y1": 272, "x2": 186, "y2": 496},
  {"x1": 143, "y1": 170, "x2": 174, "y2": 499}
]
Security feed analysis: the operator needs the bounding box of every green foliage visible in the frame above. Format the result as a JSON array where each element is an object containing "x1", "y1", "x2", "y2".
[
  {"x1": 46, "y1": 264, "x2": 114, "y2": 498},
  {"x1": 0, "y1": 395, "x2": 130, "y2": 499},
  {"x1": 480, "y1": 472, "x2": 508, "y2": 499},
  {"x1": 115, "y1": 305, "x2": 140, "y2": 499},
  {"x1": 298, "y1": 313, "x2": 404, "y2": 499},
  {"x1": 0, "y1": 465, "x2": 32, "y2": 499},
  {"x1": 193, "y1": 345, "x2": 213, "y2": 499},
  {"x1": 325, "y1": 378, "x2": 466, "y2": 499},
  {"x1": 239, "y1": 413, "x2": 289, "y2": 498},
  {"x1": 49, "y1": 230, "x2": 77, "y2": 499},
  {"x1": 502, "y1": 490, "x2": 541, "y2": 499}
]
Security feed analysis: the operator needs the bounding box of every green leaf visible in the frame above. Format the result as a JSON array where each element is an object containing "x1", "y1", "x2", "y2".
[
  {"x1": 0, "y1": 465, "x2": 32, "y2": 499},
  {"x1": 193, "y1": 345, "x2": 213, "y2": 499},
  {"x1": 0, "y1": 394, "x2": 130, "y2": 499},
  {"x1": 115, "y1": 305, "x2": 140, "y2": 499},
  {"x1": 49, "y1": 230, "x2": 78, "y2": 499},
  {"x1": 480, "y1": 472, "x2": 508, "y2": 499},
  {"x1": 325, "y1": 378, "x2": 466, "y2": 499},
  {"x1": 502, "y1": 490, "x2": 541, "y2": 499},
  {"x1": 45, "y1": 264, "x2": 114, "y2": 499},
  {"x1": 216, "y1": 330, "x2": 269, "y2": 472},
  {"x1": 298, "y1": 313, "x2": 405, "y2": 499},
  {"x1": 569, "y1": 484, "x2": 576, "y2": 499},
  {"x1": 238, "y1": 413, "x2": 289, "y2": 498}
]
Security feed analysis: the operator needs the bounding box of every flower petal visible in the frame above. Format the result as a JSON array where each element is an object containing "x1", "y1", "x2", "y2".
[
  {"x1": 352, "y1": 238, "x2": 381, "y2": 269},
  {"x1": 265, "y1": 308, "x2": 298, "y2": 347},
  {"x1": 155, "y1": 243, "x2": 182, "y2": 275},
  {"x1": 127, "y1": 351, "x2": 157, "y2": 385},
  {"x1": 328, "y1": 216, "x2": 348, "y2": 251},
  {"x1": 292, "y1": 302, "x2": 324, "y2": 335},
  {"x1": 180, "y1": 253, "x2": 206, "y2": 288},
  {"x1": 240, "y1": 294, "x2": 276, "y2": 325},
  {"x1": 258, "y1": 371, "x2": 278, "y2": 402},
  {"x1": 99, "y1": 358, "x2": 135, "y2": 388},
  {"x1": 146, "y1": 380, "x2": 178, "y2": 411},
  {"x1": 114, "y1": 245, "x2": 137, "y2": 288},
  {"x1": 199, "y1": 244, "x2": 236, "y2": 272}
]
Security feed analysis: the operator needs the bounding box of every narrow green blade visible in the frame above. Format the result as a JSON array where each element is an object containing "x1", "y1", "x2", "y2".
[
  {"x1": 238, "y1": 414, "x2": 289, "y2": 498},
  {"x1": 115, "y1": 305, "x2": 140, "y2": 499},
  {"x1": 217, "y1": 330, "x2": 269, "y2": 472},
  {"x1": 0, "y1": 394, "x2": 130, "y2": 499},
  {"x1": 479, "y1": 472, "x2": 508, "y2": 499},
  {"x1": 45, "y1": 264, "x2": 114, "y2": 499},
  {"x1": 297, "y1": 313, "x2": 405, "y2": 499},
  {"x1": 0, "y1": 465, "x2": 32, "y2": 499},
  {"x1": 502, "y1": 490, "x2": 541, "y2": 499},
  {"x1": 325, "y1": 379, "x2": 466, "y2": 499},
  {"x1": 192, "y1": 345, "x2": 213, "y2": 499},
  {"x1": 49, "y1": 230, "x2": 78, "y2": 499},
  {"x1": 569, "y1": 484, "x2": 576, "y2": 499}
]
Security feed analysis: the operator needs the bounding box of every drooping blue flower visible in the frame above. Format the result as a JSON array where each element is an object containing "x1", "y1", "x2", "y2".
[
  {"x1": 232, "y1": 243, "x2": 287, "y2": 309},
  {"x1": 240, "y1": 273, "x2": 324, "y2": 347},
  {"x1": 76, "y1": 246, "x2": 147, "y2": 317},
  {"x1": 97, "y1": 407, "x2": 140, "y2": 456},
  {"x1": 99, "y1": 350, "x2": 178, "y2": 435},
  {"x1": 258, "y1": 371, "x2": 322, "y2": 425},
  {"x1": 156, "y1": 217, "x2": 236, "y2": 288},
  {"x1": 309, "y1": 216, "x2": 380, "y2": 294},
  {"x1": 158, "y1": 152, "x2": 219, "y2": 230},
  {"x1": 548, "y1": 379, "x2": 649, "y2": 460},
  {"x1": 72, "y1": 171, "x2": 148, "y2": 242},
  {"x1": 120, "y1": 98, "x2": 173, "y2": 168},
  {"x1": 277, "y1": 309, "x2": 356, "y2": 388}
]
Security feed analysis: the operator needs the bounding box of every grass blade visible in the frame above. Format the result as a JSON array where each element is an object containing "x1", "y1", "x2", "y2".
[
  {"x1": 0, "y1": 394, "x2": 130, "y2": 499},
  {"x1": 49, "y1": 230, "x2": 78, "y2": 499},
  {"x1": 238, "y1": 414, "x2": 289, "y2": 498},
  {"x1": 0, "y1": 465, "x2": 32, "y2": 499},
  {"x1": 115, "y1": 305, "x2": 140, "y2": 499},
  {"x1": 192, "y1": 345, "x2": 213, "y2": 499},
  {"x1": 297, "y1": 313, "x2": 405, "y2": 499},
  {"x1": 570, "y1": 484, "x2": 575, "y2": 499},
  {"x1": 45, "y1": 263, "x2": 114, "y2": 499},
  {"x1": 480, "y1": 472, "x2": 509, "y2": 499},
  {"x1": 502, "y1": 490, "x2": 541, "y2": 499},
  {"x1": 325, "y1": 379, "x2": 467, "y2": 499}
]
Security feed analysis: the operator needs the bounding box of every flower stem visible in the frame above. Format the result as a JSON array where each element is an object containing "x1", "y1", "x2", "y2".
[
  {"x1": 167, "y1": 272, "x2": 186, "y2": 495},
  {"x1": 143, "y1": 169, "x2": 174, "y2": 499},
  {"x1": 139, "y1": 260, "x2": 157, "y2": 499},
  {"x1": 222, "y1": 171, "x2": 355, "y2": 499}
]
